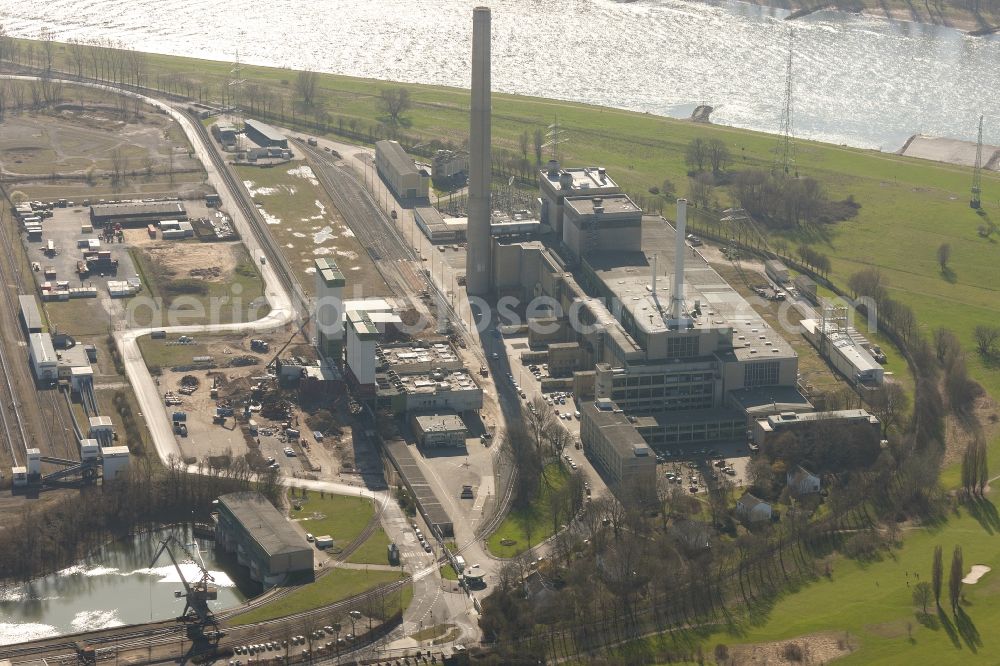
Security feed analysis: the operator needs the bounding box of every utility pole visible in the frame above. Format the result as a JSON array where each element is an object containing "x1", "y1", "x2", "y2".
[{"x1": 971, "y1": 114, "x2": 983, "y2": 210}]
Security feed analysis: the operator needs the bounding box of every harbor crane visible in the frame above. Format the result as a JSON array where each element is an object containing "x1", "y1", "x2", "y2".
[{"x1": 150, "y1": 535, "x2": 219, "y2": 636}]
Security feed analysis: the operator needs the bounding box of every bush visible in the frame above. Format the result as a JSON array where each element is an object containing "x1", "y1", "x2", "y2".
[
  {"x1": 163, "y1": 278, "x2": 208, "y2": 296},
  {"x1": 781, "y1": 643, "x2": 804, "y2": 662}
]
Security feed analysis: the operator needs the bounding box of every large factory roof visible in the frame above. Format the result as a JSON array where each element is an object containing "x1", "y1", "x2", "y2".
[
  {"x1": 217, "y1": 492, "x2": 307, "y2": 557},
  {"x1": 90, "y1": 201, "x2": 187, "y2": 219},
  {"x1": 376, "y1": 140, "x2": 421, "y2": 177},
  {"x1": 398, "y1": 369, "x2": 479, "y2": 395},
  {"x1": 584, "y1": 217, "x2": 795, "y2": 361},
  {"x1": 564, "y1": 193, "x2": 641, "y2": 216},
  {"x1": 380, "y1": 342, "x2": 460, "y2": 370}
]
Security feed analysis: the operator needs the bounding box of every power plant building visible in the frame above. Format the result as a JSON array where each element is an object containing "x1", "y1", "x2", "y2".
[
  {"x1": 375, "y1": 140, "x2": 430, "y2": 200},
  {"x1": 214, "y1": 492, "x2": 312, "y2": 586},
  {"x1": 345, "y1": 310, "x2": 380, "y2": 392},
  {"x1": 412, "y1": 412, "x2": 468, "y2": 447},
  {"x1": 314, "y1": 258, "x2": 346, "y2": 362},
  {"x1": 539, "y1": 163, "x2": 621, "y2": 235},
  {"x1": 580, "y1": 399, "x2": 656, "y2": 502}
]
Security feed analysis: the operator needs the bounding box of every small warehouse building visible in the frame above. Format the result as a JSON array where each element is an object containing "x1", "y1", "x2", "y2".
[
  {"x1": 244, "y1": 119, "x2": 288, "y2": 148},
  {"x1": 90, "y1": 201, "x2": 188, "y2": 227},
  {"x1": 412, "y1": 412, "x2": 468, "y2": 448},
  {"x1": 376, "y1": 140, "x2": 430, "y2": 201},
  {"x1": 29, "y1": 332, "x2": 58, "y2": 382},
  {"x1": 19, "y1": 295, "x2": 43, "y2": 334},
  {"x1": 214, "y1": 491, "x2": 313, "y2": 586},
  {"x1": 764, "y1": 260, "x2": 790, "y2": 284}
]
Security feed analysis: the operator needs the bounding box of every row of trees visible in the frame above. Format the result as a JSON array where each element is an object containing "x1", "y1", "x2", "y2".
[{"x1": 0, "y1": 454, "x2": 283, "y2": 582}]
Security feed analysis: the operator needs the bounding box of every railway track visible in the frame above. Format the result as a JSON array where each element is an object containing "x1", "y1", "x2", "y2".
[{"x1": 184, "y1": 111, "x2": 308, "y2": 319}]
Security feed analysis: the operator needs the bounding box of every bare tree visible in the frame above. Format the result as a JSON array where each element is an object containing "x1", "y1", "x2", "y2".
[
  {"x1": 533, "y1": 128, "x2": 544, "y2": 165},
  {"x1": 707, "y1": 138, "x2": 730, "y2": 174},
  {"x1": 974, "y1": 324, "x2": 1000, "y2": 357},
  {"x1": 685, "y1": 137, "x2": 708, "y2": 173},
  {"x1": 865, "y1": 382, "x2": 909, "y2": 436},
  {"x1": 379, "y1": 87, "x2": 412, "y2": 125},
  {"x1": 296, "y1": 70, "x2": 320, "y2": 109},
  {"x1": 933, "y1": 328, "x2": 961, "y2": 367},
  {"x1": 936, "y1": 242, "x2": 951, "y2": 272},
  {"x1": 948, "y1": 545, "x2": 963, "y2": 612},
  {"x1": 931, "y1": 544, "x2": 943, "y2": 608}
]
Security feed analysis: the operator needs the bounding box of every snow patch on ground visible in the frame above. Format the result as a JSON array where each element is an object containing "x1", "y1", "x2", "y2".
[{"x1": 288, "y1": 165, "x2": 320, "y2": 186}]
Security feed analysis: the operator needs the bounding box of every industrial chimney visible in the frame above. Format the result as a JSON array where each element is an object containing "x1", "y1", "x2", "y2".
[
  {"x1": 465, "y1": 6, "x2": 492, "y2": 296},
  {"x1": 671, "y1": 198, "x2": 688, "y2": 324}
]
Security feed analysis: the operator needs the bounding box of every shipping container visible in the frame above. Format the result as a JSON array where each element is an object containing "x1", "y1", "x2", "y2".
[{"x1": 147, "y1": 224, "x2": 157, "y2": 238}]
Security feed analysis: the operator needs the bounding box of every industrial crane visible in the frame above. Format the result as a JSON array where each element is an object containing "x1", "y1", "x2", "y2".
[{"x1": 150, "y1": 535, "x2": 219, "y2": 636}]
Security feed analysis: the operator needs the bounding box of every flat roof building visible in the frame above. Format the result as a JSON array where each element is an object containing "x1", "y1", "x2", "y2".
[
  {"x1": 243, "y1": 119, "x2": 288, "y2": 148},
  {"x1": 376, "y1": 140, "x2": 430, "y2": 201},
  {"x1": 215, "y1": 492, "x2": 312, "y2": 586},
  {"x1": 753, "y1": 409, "x2": 881, "y2": 447},
  {"x1": 561, "y1": 193, "x2": 642, "y2": 263},
  {"x1": 580, "y1": 399, "x2": 656, "y2": 503},
  {"x1": 412, "y1": 412, "x2": 468, "y2": 448},
  {"x1": 315, "y1": 258, "x2": 346, "y2": 363},
  {"x1": 19, "y1": 295, "x2": 42, "y2": 334},
  {"x1": 539, "y1": 163, "x2": 621, "y2": 234},
  {"x1": 90, "y1": 201, "x2": 187, "y2": 226},
  {"x1": 29, "y1": 332, "x2": 58, "y2": 382}
]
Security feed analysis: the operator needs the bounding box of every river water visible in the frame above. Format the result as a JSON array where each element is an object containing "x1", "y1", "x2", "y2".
[
  {"x1": 0, "y1": 0, "x2": 997, "y2": 150},
  {"x1": 0, "y1": 526, "x2": 249, "y2": 646}
]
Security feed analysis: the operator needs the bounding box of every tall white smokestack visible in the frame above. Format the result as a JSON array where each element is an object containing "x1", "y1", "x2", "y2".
[
  {"x1": 672, "y1": 198, "x2": 687, "y2": 322},
  {"x1": 465, "y1": 6, "x2": 492, "y2": 296}
]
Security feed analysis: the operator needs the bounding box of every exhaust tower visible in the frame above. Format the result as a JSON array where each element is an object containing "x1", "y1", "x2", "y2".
[{"x1": 465, "y1": 6, "x2": 493, "y2": 296}]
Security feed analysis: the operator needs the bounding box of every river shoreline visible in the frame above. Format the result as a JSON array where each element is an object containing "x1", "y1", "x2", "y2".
[{"x1": 725, "y1": 0, "x2": 1000, "y2": 32}]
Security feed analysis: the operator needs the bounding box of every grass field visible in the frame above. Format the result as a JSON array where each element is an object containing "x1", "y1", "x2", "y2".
[
  {"x1": 345, "y1": 526, "x2": 393, "y2": 566},
  {"x1": 487, "y1": 463, "x2": 570, "y2": 558},
  {"x1": 618, "y1": 496, "x2": 1000, "y2": 665},
  {"x1": 227, "y1": 569, "x2": 410, "y2": 626},
  {"x1": 290, "y1": 491, "x2": 377, "y2": 551},
  {"x1": 234, "y1": 162, "x2": 389, "y2": 299},
  {"x1": 439, "y1": 564, "x2": 460, "y2": 581}
]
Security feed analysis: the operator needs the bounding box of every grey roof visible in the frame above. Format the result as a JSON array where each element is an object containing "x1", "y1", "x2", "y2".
[
  {"x1": 376, "y1": 140, "x2": 420, "y2": 177},
  {"x1": 244, "y1": 118, "x2": 286, "y2": 143},
  {"x1": 218, "y1": 492, "x2": 307, "y2": 557},
  {"x1": 583, "y1": 401, "x2": 651, "y2": 459},
  {"x1": 90, "y1": 201, "x2": 187, "y2": 218},
  {"x1": 738, "y1": 491, "x2": 768, "y2": 510},
  {"x1": 414, "y1": 413, "x2": 467, "y2": 433},
  {"x1": 29, "y1": 332, "x2": 56, "y2": 364},
  {"x1": 19, "y1": 295, "x2": 42, "y2": 330}
]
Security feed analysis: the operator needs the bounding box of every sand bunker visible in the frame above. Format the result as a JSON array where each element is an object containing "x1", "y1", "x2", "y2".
[{"x1": 963, "y1": 565, "x2": 991, "y2": 585}]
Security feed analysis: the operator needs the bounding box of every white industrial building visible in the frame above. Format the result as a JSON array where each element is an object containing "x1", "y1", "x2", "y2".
[
  {"x1": 345, "y1": 310, "x2": 379, "y2": 392},
  {"x1": 314, "y1": 258, "x2": 346, "y2": 362},
  {"x1": 375, "y1": 140, "x2": 430, "y2": 200},
  {"x1": 561, "y1": 194, "x2": 643, "y2": 263},
  {"x1": 29, "y1": 332, "x2": 58, "y2": 382},
  {"x1": 101, "y1": 446, "x2": 131, "y2": 480},
  {"x1": 800, "y1": 317, "x2": 884, "y2": 386}
]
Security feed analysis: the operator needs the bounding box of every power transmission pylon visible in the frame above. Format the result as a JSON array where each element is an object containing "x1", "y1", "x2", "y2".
[
  {"x1": 229, "y1": 33, "x2": 246, "y2": 154},
  {"x1": 543, "y1": 115, "x2": 568, "y2": 163},
  {"x1": 774, "y1": 28, "x2": 796, "y2": 177},
  {"x1": 971, "y1": 114, "x2": 983, "y2": 210}
]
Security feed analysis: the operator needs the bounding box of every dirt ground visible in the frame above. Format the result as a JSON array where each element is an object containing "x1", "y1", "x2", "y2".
[
  {"x1": 729, "y1": 630, "x2": 857, "y2": 664},
  {"x1": 941, "y1": 392, "x2": 1000, "y2": 470},
  {"x1": 0, "y1": 102, "x2": 206, "y2": 200},
  {"x1": 144, "y1": 241, "x2": 241, "y2": 281}
]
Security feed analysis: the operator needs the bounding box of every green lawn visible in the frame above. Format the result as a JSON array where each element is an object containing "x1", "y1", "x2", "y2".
[
  {"x1": 439, "y1": 564, "x2": 459, "y2": 581},
  {"x1": 345, "y1": 526, "x2": 393, "y2": 565},
  {"x1": 227, "y1": 569, "x2": 409, "y2": 626},
  {"x1": 290, "y1": 491, "x2": 376, "y2": 551},
  {"x1": 487, "y1": 463, "x2": 570, "y2": 558},
  {"x1": 643, "y1": 497, "x2": 1000, "y2": 665}
]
